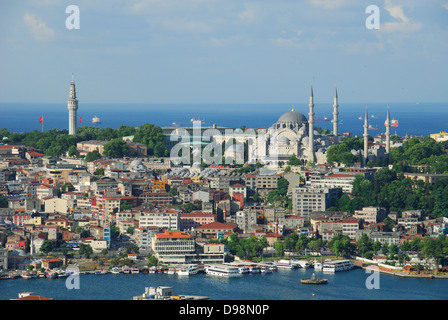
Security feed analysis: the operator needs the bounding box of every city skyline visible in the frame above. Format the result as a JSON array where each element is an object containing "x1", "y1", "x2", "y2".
[{"x1": 0, "y1": 0, "x2": 447, "y2": 104}]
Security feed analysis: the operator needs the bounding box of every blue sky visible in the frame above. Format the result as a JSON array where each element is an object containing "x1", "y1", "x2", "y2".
[{"x1": 0, "y1": 0, "x2": 447, "y2": 104}]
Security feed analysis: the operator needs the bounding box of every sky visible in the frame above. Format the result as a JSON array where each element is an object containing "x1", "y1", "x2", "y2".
[{"x1": 0, "y1": 0, "x2": 447, "y2": 104}]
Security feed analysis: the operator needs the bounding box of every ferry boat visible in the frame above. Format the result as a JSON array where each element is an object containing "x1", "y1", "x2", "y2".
[
  {"x1": 205, "y1": 264, "x2": 242, "y2": 278},
  {"x1": 92, "y1": 116, "x2": 101, "y2": 124},
  {"x1": 177, "y1": 264, "x2": 199, "y2": 276},
  {"x1": 322, "y1": 259, "x2": 354, "y2": 273}
]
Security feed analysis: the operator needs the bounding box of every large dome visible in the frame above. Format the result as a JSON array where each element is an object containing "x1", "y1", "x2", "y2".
[{"x1": 278, "y1": 108, "x2": 307, "y2": 123}]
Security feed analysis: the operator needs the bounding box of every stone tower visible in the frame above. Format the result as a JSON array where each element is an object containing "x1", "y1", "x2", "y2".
[
  {"x1": 332, "y1": 86, "x2": 339, "y2": 144},
  {"x1": 308, "y1": 85, "x2": 315, "y2": 163},
  {"x1": 68, "y1": 74, "x2": 78, "y2": 135}
]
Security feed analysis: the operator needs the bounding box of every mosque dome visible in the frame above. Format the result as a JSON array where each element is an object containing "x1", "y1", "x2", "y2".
[{"x1": 278, "y1": 107, "x2": 308, "y2": 123}]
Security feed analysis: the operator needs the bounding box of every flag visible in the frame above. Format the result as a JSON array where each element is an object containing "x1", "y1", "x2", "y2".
[
  {"x1": 391, "y1": 120, "x2": 399, "y2": 127},
  {"x1": 80, "y1": 116, "x2": 82, "y2": 123},
  {"x1": 39, "y1": 116, "x2": 43, "y2": 123}
]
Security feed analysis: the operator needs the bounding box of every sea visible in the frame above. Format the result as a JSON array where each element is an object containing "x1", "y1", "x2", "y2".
[
  {"x1": 1, "y1": 268, "x2": 447, "y2": 301},
  {"x1": 1, "y1": 102, "x2": 448, "y2": 137}
]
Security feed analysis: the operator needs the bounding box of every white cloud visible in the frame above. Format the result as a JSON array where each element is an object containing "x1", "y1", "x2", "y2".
[
  {"x1": 23, "y1": 13, "x2": 55, "y2": 42},
  {"x1": 381, "y1": 0, "x2": 423, "y2": 33},
  {"x1": 238, "y1": 3, "x2": 263, "y2": 23}
]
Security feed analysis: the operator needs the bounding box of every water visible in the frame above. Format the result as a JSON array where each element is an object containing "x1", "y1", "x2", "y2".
[
  {"x1": 1, "y1": 268, "x2": 447, "y2": 300},
  {"x1": 1, "y1": 102, "x2": 447, "y2": 137}
]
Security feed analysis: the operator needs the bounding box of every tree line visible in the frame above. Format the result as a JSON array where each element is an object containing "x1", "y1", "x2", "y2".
[{"x1": 0, "y1": 123, "x2": 168, "y2": 158}]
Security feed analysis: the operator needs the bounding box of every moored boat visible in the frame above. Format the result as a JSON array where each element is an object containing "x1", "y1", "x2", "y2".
[
  {"x1": 131, "y1": 266, "x2": 140, "y2": 274},
  {"x1": 111, "y1": 267, "x2": 121, "y2": 275},
  {"x1": 205, "y1": 264, "x2": 242, "y2": 278},
  {"x1": 322, "y1": 259, "x2": 354, "y2": 273},
  {"x1": 177, "y1": 264, "x2": 199, "y2": 276},
  {"x1": 167, "y1": 267, "x2": 176, "y2": 275}
]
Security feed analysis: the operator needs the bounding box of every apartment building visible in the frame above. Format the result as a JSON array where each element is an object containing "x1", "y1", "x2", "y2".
[
  {"x1": 292, "y1": 186, "x2": 342, "y2": 220},
  {"x1": 139, "y1": 209, "x2": 180, "y2": 230}
]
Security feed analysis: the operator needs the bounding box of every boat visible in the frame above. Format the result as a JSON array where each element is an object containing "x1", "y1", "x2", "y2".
[
  {"x1": 371, "y1": 115, "x2": 380, "y2": 119},
  {"x1": 132, "y1": 286, "x2": 209, "y2": 300},
  {"x1": 92, "y1": 116, "x2": 101, "y2": 124},
  {"x1": 368, "y1": 124, "x2": 378, "y2": 130},
  {"x1": 156, "y1": 266, "x2": 164, "y2": 274},
  {"x1": 45, "y1": 270, "x2": 57, "y2": 278},
  {"x1": 56, "y1": 270, "x2": 69, "y2": 278},
  {"x1": 21, "y1": 272, "x2": 36, "y2": 279},
  {"x1": 37, "y1": 271, "x2": 46, "y2": 278},
  {"x1": 177, "y1": 264, "x2": 199, "y2": 276},
  {"x1": 260, "y1": 266, "x2": 272, "y2": 274},
  {"x1": 300, "y1": 273, "x2": 328, "y2": 285},
  {"x1": 94, "y1": 269, "x2": 109, "y2": 275},
  {"x1": 167, "y1": 267, "x2": 176, "y2": 275},
  {"x1": 122, "y1": 266, "x2": 131, "y2": 274},
  {"x1": 148, "y1": 266, "x2": 157, "y2": 274},
  {"x1": 131, "y1": 266, "x2": 140, "y2": 274},
  {"x1": 248, "y1": 265, "x2": 261, "y2": 273},
  {"x1": 274, "y1": 260, "x2": 295, "y2": 270},
  {"x1": 322, "y1": 259, "x2": 354, "y2": 273},
  {"x1": 315, "y1": 116, "x2": 330, "y2": 121},
  {"x1": 238, "y1": 266, "x2": 249, "y2": 274},
  {"x1": 205, "y1": 264, "x2": 242, "y2": 278},
  {"x1": 111, "y1": 267, "x2": 121, "y2": 275},
  {"x1": 292, "y1": 260, "x2": 312, "y2": 269},
  {"x1": 141, "y1": 267, "x2": 149, "y2": 274}
]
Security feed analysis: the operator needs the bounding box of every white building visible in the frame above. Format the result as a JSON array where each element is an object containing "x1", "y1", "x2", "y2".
[{"x1": 139, "y1": 209, "x2": 180, "y2": 230}]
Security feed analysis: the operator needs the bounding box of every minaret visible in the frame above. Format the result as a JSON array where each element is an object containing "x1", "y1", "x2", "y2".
[
  {"x1": 363, "y1": 106, "x2": 369, "y2": 167},
  {"x1": 308, "y1": 84, "x2": 315, "y2": 163},
  {"x1": 385, "y1": 106, "x2": 391, "y2": 154},
  {"x1": 332, "y1": 86, "x2": 339, "y2": 144},
  {"x1": 68, "y1": 73, "x2": 78, "y2": 135}
]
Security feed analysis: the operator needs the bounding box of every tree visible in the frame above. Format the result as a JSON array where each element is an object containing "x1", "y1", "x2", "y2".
[
  {"x1": 68, "y1": 145, "x2": 79, "y2": 158},
  {"x1": 78, "y1": 244, "x2": 93, "y2": 259},
  {"x1": 103, "y1": 138, "x2": 128, "y2": 158},
  {"x1": 274, "y1": 240, "x2": 285, "y2": 257},
  {"x1": 357, "y1": 233, "x2": 373, "y2": 257},
  {"x1": 85, "y1": 149, "x2": 101, "y2": 162}
]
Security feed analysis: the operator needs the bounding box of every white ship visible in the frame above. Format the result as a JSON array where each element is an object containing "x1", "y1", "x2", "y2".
[
  {"x1": 205, "y1": 264, "x2": 242, "y2": 278},
  {"x1": 177, "y1": 264, "x2": 199, "y2": 276},
  {"x1": 322, "y1": 259, "x2": 354, "y2": 273},
  {"x1": 92, "y1": 116, "x2": 101, "y2": 124}
]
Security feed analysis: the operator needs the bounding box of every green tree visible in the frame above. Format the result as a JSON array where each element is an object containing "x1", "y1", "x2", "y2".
[
  {"x1": 103, "y1": 138, "x2": 129, "y2": 158},
  {"x1": 85, "y1": 149, "x2": 102, "y2": 162}
]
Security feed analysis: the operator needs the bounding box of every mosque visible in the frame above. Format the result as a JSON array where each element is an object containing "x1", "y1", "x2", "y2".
[{"x1": 255, "y1": 85, "x2": 339, "y2": 167}]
